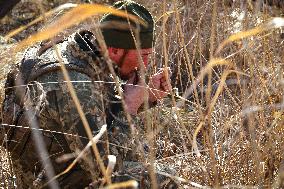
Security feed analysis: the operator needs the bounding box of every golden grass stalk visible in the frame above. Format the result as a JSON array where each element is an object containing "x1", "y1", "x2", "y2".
[
  {"x1": 104, "y1": 180, "x2": 138, "y2": 189},
  {"x1": 4, "y1": 3, "x2": 77, "y2": 39},
  {"x1": 216, "y1": 17, "x2": 284, "y2": 54},
  {"x1": 208, "y1": 70, "x2": 247, "y2": 114},
  {"x1": 8, "y1": 3, "x2": 147, "y2": 51},
  {"x1": 106, "y1": 155, "x2": 116, "y2": 178},
  {"x1": 177, "y1": 58, "x2": 232, "y2": 108}
]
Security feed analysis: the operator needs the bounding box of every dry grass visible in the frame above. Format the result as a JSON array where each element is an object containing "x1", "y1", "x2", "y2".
[{"x1": 0, "y1": 0, "x2": 284, "y2": 188}]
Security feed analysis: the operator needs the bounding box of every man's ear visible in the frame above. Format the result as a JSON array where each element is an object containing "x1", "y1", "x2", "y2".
[
  {"x1": 108, "y1": 47, "x2": 125, "y2": 64},
  {"x1": 108, "y1": 47, "x2": 125, "y2": 56}
]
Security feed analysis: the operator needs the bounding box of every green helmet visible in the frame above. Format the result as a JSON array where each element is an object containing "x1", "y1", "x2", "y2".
[{"x1": 100, "y1": 0, "x2": 154, "y2": 49}]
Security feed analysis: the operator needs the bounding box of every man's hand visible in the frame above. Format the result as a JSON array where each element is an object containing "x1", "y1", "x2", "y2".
[
  {"x1": 123, "y1": 72, "x2": 148, "y2": 115},
  {"x1": 148, "y1": 67, "x2": 172, "y2": 103}
]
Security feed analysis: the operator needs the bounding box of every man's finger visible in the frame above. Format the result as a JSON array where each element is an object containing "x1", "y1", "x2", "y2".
[{"x1": 161, "y1": 83, "x2": 169, "y2": 91}]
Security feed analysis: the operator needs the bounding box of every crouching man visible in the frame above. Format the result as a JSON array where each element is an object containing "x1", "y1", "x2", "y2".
[{"x1": 1, "y1": 0, "x2": 173, "y2": 188}]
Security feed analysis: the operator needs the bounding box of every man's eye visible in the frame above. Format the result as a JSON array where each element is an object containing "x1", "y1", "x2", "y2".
[{"x1": 142, "y1": 53, "x2": 151, "y2": 56}]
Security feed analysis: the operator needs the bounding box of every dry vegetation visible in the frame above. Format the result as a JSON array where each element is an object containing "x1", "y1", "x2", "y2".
[{"x1": 0, "y1": 0, "x2": 284, "y2": 188}]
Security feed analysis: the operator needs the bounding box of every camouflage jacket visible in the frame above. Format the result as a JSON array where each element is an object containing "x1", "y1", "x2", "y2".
[{"x1": 3, "y1": 30, "x2": 125, "y2": 130}]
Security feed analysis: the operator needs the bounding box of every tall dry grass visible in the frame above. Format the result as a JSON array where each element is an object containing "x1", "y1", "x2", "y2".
[{"x1": 0, "y1": 0, "x2": 284, "y2": 188}]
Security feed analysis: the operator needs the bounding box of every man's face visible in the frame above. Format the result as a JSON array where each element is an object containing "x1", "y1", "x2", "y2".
[{"x1": 108, "y1": 48, "x2": 152, "y2": 80}]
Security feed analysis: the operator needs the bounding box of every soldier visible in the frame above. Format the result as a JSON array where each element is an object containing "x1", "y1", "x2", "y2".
[{"x1": 1, "y1": 0, "x2": 172, "y2": 188}]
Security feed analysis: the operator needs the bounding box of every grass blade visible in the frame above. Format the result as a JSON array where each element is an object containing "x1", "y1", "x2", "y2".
[
  {"x1": 13, "y1": 4, "x2": 147, "y2": 51},
  {"x1": 216, "y1": 17, "x2": 284, "y2": 54},
  {"x1": 4, "y1": 3, "x2": 78, "y2": 39}
]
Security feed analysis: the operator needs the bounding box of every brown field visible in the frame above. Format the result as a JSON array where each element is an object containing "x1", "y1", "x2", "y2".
[{"x1": 0, "y1": 0, "x2": 284, "y2": 188}]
